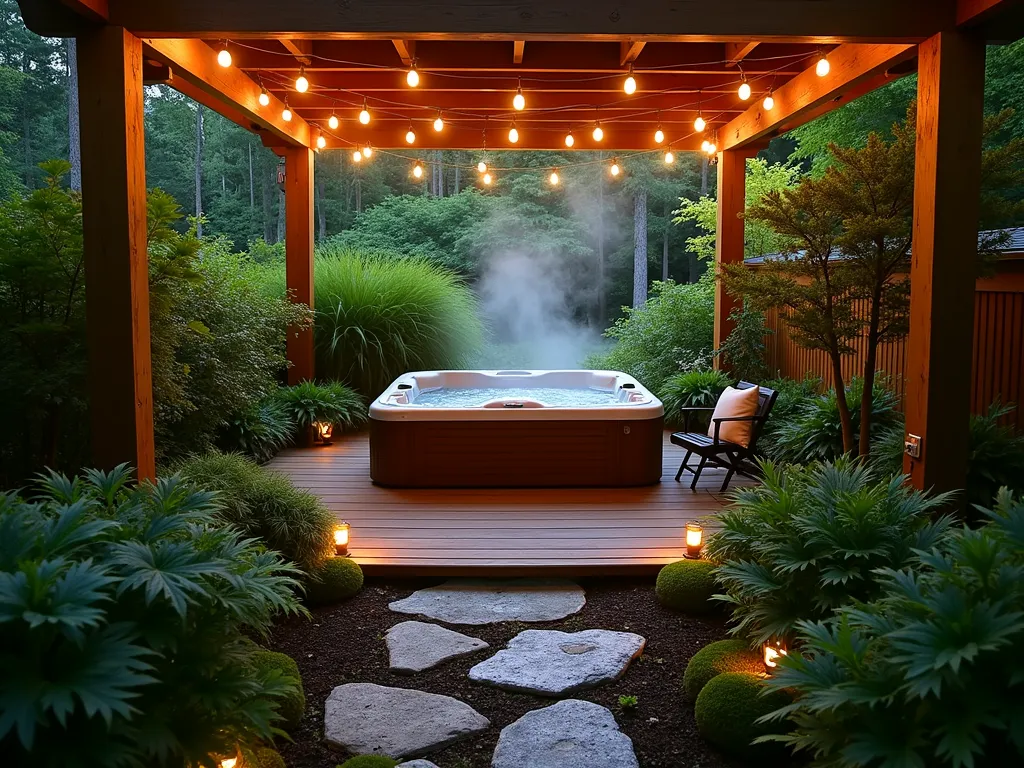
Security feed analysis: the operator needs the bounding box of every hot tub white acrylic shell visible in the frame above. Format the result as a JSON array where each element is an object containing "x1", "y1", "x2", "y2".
[{"x1": 370, "y1": 370, "x2": 664, "y2": 421}]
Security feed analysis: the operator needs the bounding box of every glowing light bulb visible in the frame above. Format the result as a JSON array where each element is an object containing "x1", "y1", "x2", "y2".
[
  {"x1": 412, "y1": 161, "x2": 423, "y2": 178},
  {"x1": 295, "y1": 68, "x2": 309, "y2": 93},
  {"x1": 352, "y1": 150, "x2": 361, "y2": 162},
  {"x1": 694, "y1": 115, "x2": 706, "y2": 133},
  {"x1": 549, "y1": 170, "x2": 560, "y2": 186},
  {"x1": 477, "y1": 161, "x2": 487, "y2": 173},
  {"x1": 738, "y1": 81, "x2": 751, "y2": 100},
  {"x1": 654, "y1": 128, "x2": 665, "y2": 144},
  {"x1": 624, "y1": 66, "x2": 637, "y2": 95},
  {"x1": 513, "y1": 85, "x2": 525, "y2": 111},
  {"x1": 433, "y1": 114, "x2": 444, "y2": 132},
  {"x1": 706, "y1": 141, "x2": 717, "y2": 155},
  {"x1": 508, "y1": 126, "x2": 519, "y2": 143},
  {"x1": 316, "y1": 134, "x2": 326, "y2": 149},
  {"x1": 763, "y1": 92, "x2": 775, "y2": 111},
  {"x1": 217, "y1": 44, "x2": 232, "y2": 68},
  {"x1": 664, "y1": 150, "x2": 675, "y2": 164},
  {"x1": 328, "y1": 113, "x2": 339, "y2": 130},
  {"x1": 258, "y1": 88, "x2": 270, "y2": 107},
  {"x1": 564, "y1": 132, "x2": 575, "y2": 148},
  {"x1": 220, "y1": 758, "x2": 238, "y2": 768},
  {"x1": 816, "y1": 55, "x2": 830, "y2": 77},
  {"x1": 406, "y1": 127, "x2": 416, "y2": 144},
  {"x1": 282, "y1": 105, "x2": 292, "y2": 122},
  {"x1": 482, "y1": 172, "x2": 493, "y2": 185},
  {"x1": 407, "y1": 65, "x2": 419, "y2": 87},
  {"x1": 362, "y1": 145, "x2": 373, "y2": 158},
  {"x1": 610, "y1": 161, "x2": 620, "y2": 177},
  {"x1": 701, "y1": 139, "x2": 711, "y2": 152},
  {"x1": 592, "y1": 123, "x2": 604, "y2": 142},
  {"x1": 359, "y1": 102, "x2": 370, "y2": 124}
]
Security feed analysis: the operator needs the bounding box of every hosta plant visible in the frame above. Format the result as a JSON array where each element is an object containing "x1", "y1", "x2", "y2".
[
  {"x1": 0, "y1": 465, "x2": 305, "y2": 767},
  {"x1": 706, "y1": 459, "x2": 954, "y2": 646},
  {"x1": 762, "y1": 489, "x2": 1024, "y2": 767}
]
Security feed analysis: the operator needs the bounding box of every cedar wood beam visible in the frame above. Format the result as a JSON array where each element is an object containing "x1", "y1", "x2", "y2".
[
  {"x1": 392, "y1": 39, "x2": 415, "y2": 65},
  {"x1": 512, "y1": 40, "x2": 525, "y2": 64},
  {"x1": 957, "y1": 0, "x2": 1020, "y2": 25},
  {"x1": 724, "y1": 41, "x2": 759, "y2": 65},
  {"x1": 719, "y1": 43, "x2": 916, "y2": 150},
  {"x1": 619, "y1": 40, "x2": 645, "y2": 66},
  {"x1": 281, "y1": 38, "x2": 313, "y2": 62},
  {"x1": 144, "y1": 37, "x2": 312, "y2": 147}
]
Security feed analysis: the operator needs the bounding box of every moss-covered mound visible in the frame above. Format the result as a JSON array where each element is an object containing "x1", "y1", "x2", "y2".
[
  {"x1": 305, "y1": 556, "x2": 364, "y2": 606},
  {"x1": 694, "y1": 672, "x2": 791, "y2": 761},
  {"x1": 655, "y1": 558, "x2": 718, "y2": 612},
  {"x1": 336, "y1": 757, "x2": 399, "y2": 768},
  {"x1": 683, "y1": 639, "x2": 763, "y2": 699},
  {"x1": 250, "y1": 649, "x2": 304, "y2": 730},
  {"x1": 245, "y1": 747, "x2": 286, "y2": 768}
]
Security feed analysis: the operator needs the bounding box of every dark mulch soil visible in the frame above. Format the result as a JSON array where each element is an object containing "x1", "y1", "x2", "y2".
[{"x1": 269, "y1": 577, "x2": 744, "y2": 768}]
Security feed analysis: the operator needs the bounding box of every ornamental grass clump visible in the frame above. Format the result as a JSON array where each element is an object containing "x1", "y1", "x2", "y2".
[
  {"x1": 762, "y1": 489, "x2": 1024, "y2": 767},
  {"x1": 273, "y1": 380, "x2": 368, "y2": 434},
  {"x1": 0, "y1": 465, "x2": 304, "y2": 767},
  {"x1": 707, "y1": 458, "x2": 954, "y2": 646}
]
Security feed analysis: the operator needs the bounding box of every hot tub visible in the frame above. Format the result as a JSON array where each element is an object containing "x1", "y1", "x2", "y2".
[{"x1": 369, "y1": 370, "x2": 664, "y2": 488}]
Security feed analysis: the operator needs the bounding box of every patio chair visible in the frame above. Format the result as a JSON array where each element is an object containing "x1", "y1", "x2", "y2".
[{"x1": 671, "y1": 381, "x2": 778, "y2": 492}]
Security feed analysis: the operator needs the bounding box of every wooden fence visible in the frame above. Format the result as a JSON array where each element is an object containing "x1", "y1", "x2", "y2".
[{"x1": 760, "y1": 259, "x2": 1024, "y2": 430}]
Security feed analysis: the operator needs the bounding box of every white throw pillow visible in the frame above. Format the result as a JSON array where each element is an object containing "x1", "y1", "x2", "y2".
[{"x1": 707, "y1": 385, "x2": 761, "y2": 447}]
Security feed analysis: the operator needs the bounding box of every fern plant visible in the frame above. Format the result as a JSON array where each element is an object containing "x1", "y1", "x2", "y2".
[
  {"x1": 0, "y1": 465, "x2": 305, "y2": 767},
  {"x1": 706, "y1": 459, "x2": 954, "y2": 646},
  {"x1": 221, "y1": 398, "x2": 297, "y2": 463},
  {"x1": 658, "y1": 369, "x2": 732, "y2": 429},
  {"x1": 273, "y1": 380, "x2": 368, "y2": 433},
  {"x1": 762, "y1": 489, "x2": 1024, "y2": 767}
]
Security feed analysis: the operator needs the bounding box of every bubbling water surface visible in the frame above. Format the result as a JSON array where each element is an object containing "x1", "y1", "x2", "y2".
[{"x1": 413, "y1": 386, "x2": 619, "y2": 407}]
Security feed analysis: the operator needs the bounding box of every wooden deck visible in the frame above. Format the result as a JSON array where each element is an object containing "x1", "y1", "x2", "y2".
[{"x1": 267, "y1": 431, "x2": 748, "y2": 576}]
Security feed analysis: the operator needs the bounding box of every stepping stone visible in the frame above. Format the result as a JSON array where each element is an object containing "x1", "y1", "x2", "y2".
[
  {"x1": 324, "y1": 683, "x2": 489, "y2": 758},
  {"x1": 469, "y1": 629, "x2": 645, "y2": 696},
  {"x1": 388, "y1": 579, "x2": 585, "y2": 625},
  {"x1": 386, "y1": 620, "x2": 489, "y2": 673},
  {"x1": 491, "y1": 699, "x2": 639, "y2": 768},
  {"x1": 398, "y1": 762, "x2": 440, "y2": 768}
]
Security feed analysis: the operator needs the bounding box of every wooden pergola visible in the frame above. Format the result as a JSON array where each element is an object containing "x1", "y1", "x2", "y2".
[{"x1": 17, "y1": 0, "x2": 1024, "y2": 497}]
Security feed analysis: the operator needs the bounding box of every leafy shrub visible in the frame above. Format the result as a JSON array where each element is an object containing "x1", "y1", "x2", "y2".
[
  {"x1": 659, "y1": 369, "x2": 732, "y2": 429},
  {"x1": 965, "y1": 402, "x2": 1024, "y2": 508},
  {"x1": 175, "y1": 452, "x2": 335, "y2": 570},
  {"x1": 693, "y1": 672, "x2": 791, "y2": 761},
  {"x1": 305, "y1": 556, "x2": 365, "y2": 606},
  {"x1": 0, "y1": 465, "x2": 304, "y2": 767},
  {"x1": 655, "y1": 559, "x2": 718, "y2": 613},
  {"x1": 707, "y1": 459, "x2": 954, "y2": 645},
  {"x1": 251, "y1": 650, "x2": 304, "y2": 731},
  {"x1": 586, "y1": 277, "x2": 715, "y2": 393},
  {"x1": 717, "y1": 306, "x2": 773, "y2": 382},
  {"x1": 245, "y1": 747, "x2": 287, "y2": 768},
  {"x1": 221, "y1": 398, "x2": 296, "y2": 463},
  {"x1": 771, "y1": 376, "x2": 900, "y2": 463},
  {"x1": 757, "y1": 376, "x2": 821, "y2": 460},
  {"x1": 683, "y1": 639, "x2": 763, "y2": 700},
  {"x1": 337, "y1": 755, "x2": 399, "y2": 768},
  {"x1": 274, "y1": 380, "x2": 368, "y2": 433},
  {"x1": 764, "y1": 489, "x2": 1024, "y2": 767}
]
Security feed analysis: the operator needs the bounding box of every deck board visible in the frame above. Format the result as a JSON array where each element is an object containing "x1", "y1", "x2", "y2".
[{"x1": 267, "y1": 431, "x2": 748, "y2": 576}]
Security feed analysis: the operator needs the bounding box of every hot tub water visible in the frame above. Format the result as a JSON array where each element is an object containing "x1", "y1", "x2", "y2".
[{"x1": 414, "y1": 386, "x2": 620, "y2": 407}]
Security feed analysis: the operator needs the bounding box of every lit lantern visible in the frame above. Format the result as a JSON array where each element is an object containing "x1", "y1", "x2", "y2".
[
  {"x1": 763, "y1": 640, "x2": 788, "y2": 672},
  {"x1": 334, "y1": 522, "x2": 351, "y2": 557},
  {"x1": 685, "y1": 522, "x2": 703, "y2": 559},
  {"x1": 314, "y1": 420, "x2": 335, "y2": 445}
]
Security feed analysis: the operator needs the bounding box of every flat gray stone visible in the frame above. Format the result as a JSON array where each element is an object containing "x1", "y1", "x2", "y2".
[
  {"x1": 491, "y1": 699, "x2": 639, "y2": 768},
  {"x1": 469, "y1": 629, "x2": 645, "y2": 696},
  {"x1": 397, "y1": 762, "x2": 440, "y2": 768},
  {"x1": 324, "y1": 683, "x2": 489, "y2": 758},
  {"x1": 387, "y1": 620, "x2": 489, "y2": 673},
  {"x1": 388, "y1": 579, "x2": 585, "y2": 625}
]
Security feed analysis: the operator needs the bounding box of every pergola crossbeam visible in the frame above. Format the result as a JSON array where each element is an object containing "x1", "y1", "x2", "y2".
[
  {"x1": 724, "y1": 41, "x2": 759, "y2": 65},
  {"x1": 619, "y1": 40, "x2": 645, "y2": 65},
  {"x1": 392, "y1": 38, "x2": 415, "y2": 65},
  {"x1": 513, "y1": 39, "x2": 524, "y2": 63}
]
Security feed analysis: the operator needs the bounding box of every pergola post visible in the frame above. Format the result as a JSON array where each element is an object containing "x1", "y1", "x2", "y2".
[
  {"x1": 77, "y1": 26, "x2": 155, "y2": 481},
  {"x1": 713, "y1": 149, "x2": 752, "y2": 362},
  {"x1": 284, "y1": 146, "x2": 316, "y2": 385},
  {"x1": 903, "y1": 30, "x2": 986, "y2": 493}
]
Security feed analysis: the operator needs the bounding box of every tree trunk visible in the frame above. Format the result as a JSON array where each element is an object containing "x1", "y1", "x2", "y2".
[
  {"x1": 248, "y1": 143, "x2": 255, "y2": 207},
  {"x1": 830, "y1": 346, "x2": 857, "y2": 456},
  {"x1": 316, "y1": 170, "x2": 327, "y2": 240},
  {"x1": 454, "y1": 164, "x2": 461, "y2": 194},
  {"x1": 859, "y1": 287, "x2": 884, "y2": 457},
  {"x1": 701, "y1": 156, "x2": 709, "y2": 196},
  {"x1": 261, "y1": 156, "x2": 275, "y2": 242},
  {"x1": 633, "y1": 188, "x2": 648, "y2": 308},
  {"x1": 662, "y1": 200, "x2": 670, "y2": 282},
  {"x1": 355, "y1": 176, "x2": 362, "y2": 213},
  {"x1": 66, "y1": 38, "x2": 82, "y2": 192},
  {"x1": 194, "y1": 104, "x2": 204, "y2": 237},
  {"x1": 276, "y1": 189, "x2": 285, "y2": 243},
  {"x1": 598, "y1": 168, "x2": 606, "y2": 325}
]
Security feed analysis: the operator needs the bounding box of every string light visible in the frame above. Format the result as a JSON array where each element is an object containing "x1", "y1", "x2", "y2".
[
  {"x1": 513, "y1": 79, "x2": 525, "y2": 111},
  {"x1": 592, "y1": 122, "x2": 604, "y2": 142},
  {"x1": 549, "y1": 170, "x2": 560, "y2": 186},
  {"x1": 816, "y1": 52, "x2": 830, "y2": 77},
  {"x1": 654, "y1": 125, "x2": 665, "y2": 144},
  {"x1": 405, "y1": 125, "x2": 416, "y2": 144},
  {"x1": 406, "y1": 62, "x2": 419, "y2": 87},
  {"x1": 352, "y1": 149, "x2": 362, "y2": 163},
  {"x1": 258, "y1": 87, "x2": 270, "y2": 107},
  {"x1": 217, "y1": 42, "x2": 232, "y2": 68},
  {"x1": 282, "y1": 98, "x2": 292, "y2": 122},
  {"x1": 609, "y1": 159, "x2": 621, "y2": 177},
  {"x1": 328, "y1": 113, "x2": 339, "y2": 130},
  {"x1": 623, "y1": 64, "x2": 637, "y2": 95},
  {"x1": 433, "y1": 112, "x2": 444, "y2": 132},
  {"x1": 412, "y1": 160, "x2": 423, "y2": 178},
  {"x1": 664, "y1": 150, "x2": 675, "y2": 164},
  {"x1": 482, "y1": 171, "x2": 493, "y2": 185},
  {"x1": 701, "y1": 139, "x2": 711, "y2": 152},
  {"x1": 477, "y1": 160, "x2": 487, "y2": 173},
  {"x1": 295, "y1": 66, "x2": 309, "y2": 93},
  {"x1": 362, "y1": 145, "x2": 373, "y2": 158},
  {"x1": 706, "y1": 138, "x2": 718, "y2": 155},
  {"x1": 763, "y1": 90, "x2": 775, "y2": 111},
  {"x1": 564, "y1": 130, "x2": 574, "y2": 148},
  {"x1": 316, "y1": 131, "x2": 326, "y2": 150},
  {"x1": 359, "y1": 100, "x2": 371, "y2": 124},
  {"x1": 738, "y1": 78, "x2": 752, "y2": 101},
  {"x1": 694, "y1": 114, "x2": 706, "y2": 133},
  {"x1": 508, "y1": 121, "x2": 519, "y2": 143}
]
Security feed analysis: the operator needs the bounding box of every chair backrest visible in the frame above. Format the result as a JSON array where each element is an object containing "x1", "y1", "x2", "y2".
[{"x1": 735, "y1": 380, "x2": 779, "y2": 453}]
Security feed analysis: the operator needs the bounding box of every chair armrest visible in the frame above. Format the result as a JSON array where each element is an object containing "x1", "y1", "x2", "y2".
[{"x1": 710, "y1": 414, "x2": 765, "y2": 444}]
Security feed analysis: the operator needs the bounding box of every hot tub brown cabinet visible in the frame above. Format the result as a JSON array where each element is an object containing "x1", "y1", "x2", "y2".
[{"x1": 369, "y1": 370, "x2": 664, "y2": 488}]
